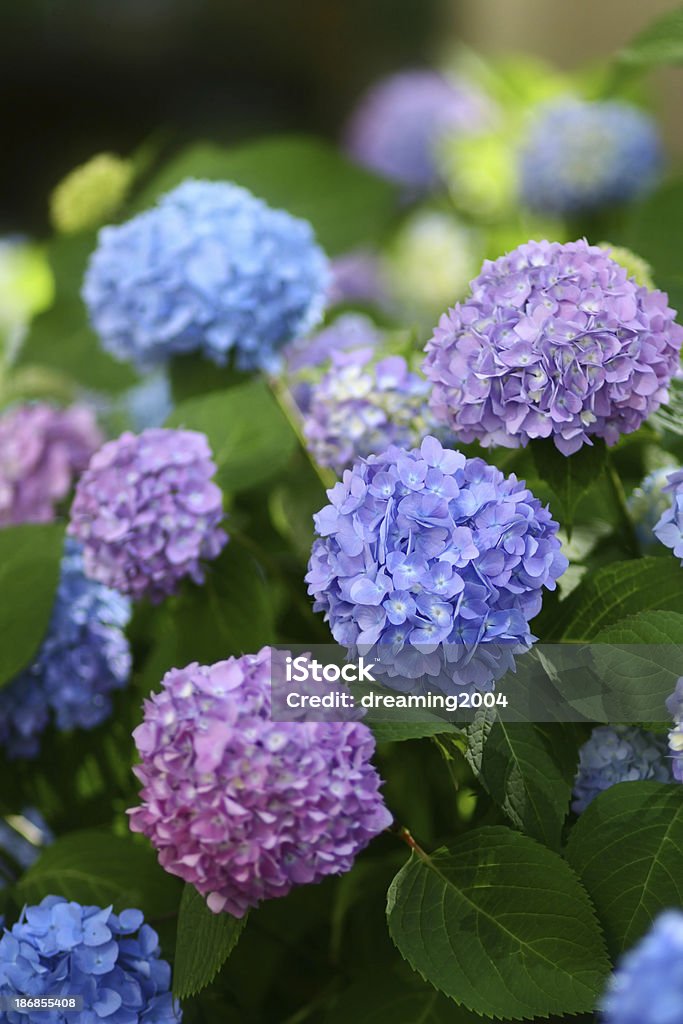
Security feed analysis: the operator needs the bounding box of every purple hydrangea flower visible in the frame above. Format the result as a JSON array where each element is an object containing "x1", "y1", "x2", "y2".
[
  {"x1": 327, "y1": 250, "x2": 388, "y2": 309},
  {"x1": 0, "y1": 896, "x2": 180, "y2": 1023},
  {"x1": 0, "y1": 540, "x2": 131, "y2": 760},
  {"x1": 520, "y1": 99, "x2": 663, "y2": 216},
  {"x1": 0, "y1": 403, "x2": 102, "y2": 527},
  {"x1": 601, "y1": 910, "x2": 683, "y2": 1024},
  {"x1": 68, "y1": 428, "x2": 227, "y2": 602},
  {"x1": 654, "y1": 469, "x2": 683, "y2": 563},
  {"x1": 306, "y1": 436, "x2": 567, "y2": 693},
  {"x1": 83, "y1": 179, "x2": 329, "y2": 371},
  {"x1": 302, "y1": 347, "x2": 442, "y2": 474},
  {"x1": 629, "y1": 465, "x2": 680, "y2": 549},
  {"x1": 285, "y1": 313, "x2": 382, "y2": 375},
  {"x1": 667, "y1": 679, "x2": 683, "y2": 783},
  {"x1": 423, "y1": 240, "x2": 683, "y2": 455},
  {"x1": 344, "y1": 69, "x2": 490, "y2": 193},
  {"x1": 128, "y1": 648, "x2": 392, "y2": 918},
  {"x1": 572, "y1": 725, "x2": 672, "y2": 814}
]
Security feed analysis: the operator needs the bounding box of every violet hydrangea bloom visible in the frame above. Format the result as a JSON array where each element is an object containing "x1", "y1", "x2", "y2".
[
  {"x1": 0, "y1": 896, "x2": 180, "y2": 1023},
  {"x1": 303, "y1": 348, "x2": 441, "y2": 474},
  {"x1": 0, "y1": 403, "x2": 102, "y2": 526},
  {"x1": 306, "y1": 436, "x2": 567, "y2": 693},
  {"x1": 83, "y1": 179, "x2": 329, "y2": 371},
  {"x1": 601, "y1": 910, "x2": 683, "y2": 1024},
  {"x1": 666, "y1": 678, "x2": 683, "y2": 783},
  {"x1": 654, "y1": 469, "x2": 683, "y2": 563},
  {"x1": 520, "y1": 99, "x2": 662, "y2": 216},
  {"x1": 128, "y1": 648, "x2": 392, "y2": 917},
  {"x1": 285, "y1": 313, "x2": 382, "y2": 375},
  {"x1": 344, "y1": 69, "x2": 490, "y2": 193},
  {"x1": 68, "y1": 428, "x2": 227, "y2": 602},
  {"x1": 423, "y1": 240, "x2": 683, "y2": 455},
  {"x1": 572, "y1": 725, "x2": 671, "y2": 814},
  {"x1": 0, "y1": 540, "x2": 131, "y2": 760}
]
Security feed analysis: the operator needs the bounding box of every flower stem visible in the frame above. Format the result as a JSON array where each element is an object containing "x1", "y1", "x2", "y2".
[
  {"x1": 268, "y1": 375, "x2": 336, "y2": 492},
  {"x1": 606, "y1": 454, "x2": 639, "y2": 557}
]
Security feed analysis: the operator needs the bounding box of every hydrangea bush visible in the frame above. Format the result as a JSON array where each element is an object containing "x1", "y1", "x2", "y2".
[{"x1": 3, "y1": 10, "x2": 683, "y2": 1023}]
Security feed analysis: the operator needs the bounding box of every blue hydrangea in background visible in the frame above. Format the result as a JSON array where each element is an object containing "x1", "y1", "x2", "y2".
[
  {"x1": 519, "y1": 99, "x2": 663, "y2": 215},
  {"x1": 572, "y1": 725, "x2": 671, "y2": 814},
  {"x1": 601, "y1": 910, "x2": 683, "y2": 1024},
  {"x1": 0, "y1": 540, "x2": 131, "y2": 760},
  {"x1": 83, "y1": 179, "x2": 329, "y2": 371},
  {"x1": 306, "y1": 436, "x2": 567, "y2": 693},
  {"x1": 654, "y1": 469, "x2": 683, "y2": 563},
  {"x1": 0, "y1": 896, "x2": 180, "y2": 1023},
  {"x1": 0, "y1": 809, "x2": 52, "y2": 888},
  {"x1": 628, "y1": 466, "x2": 680, "y2": 549}
]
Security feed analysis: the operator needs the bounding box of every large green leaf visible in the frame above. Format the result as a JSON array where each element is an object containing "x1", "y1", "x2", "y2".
[
  {"x1": 613, "y1": 4, "x2": 683, "y2": 73},
  {"x1": 370, "y1": 720, "x2": 461, "y2": 744},
  {"x1": 386, "y1": 827, "x2": 610, "y2": 1020},
  {"x1": 591, "y1": 611, "x2": 683, "y2": 720},
  {"x1": 133, "y1": 136, "x2": 397, "y2": 255},
  {"x1": 13, "y1": 830, "x2": 181, "y2": 920},
  {"x1": 173, "y1": 884, "x2": 247, "y2": 999},
  {"x1": 530, "y1": 438, "x2": 606, "y2": 535},
  {"x1": 466, "y1": 715, "x2": 577, "y2": 849},
  {"x1": 166, "y1": 379, "x2": 297, "y2": 494},
  {"x1": 546, "y1": 557, "x2": 683, "y2": 640},
  {"x1": 0, "y1": 524, "x2": 65, "y2": 687},
  {"x1": 565, "y1": 782, "x2": 683, "y2": 956}
]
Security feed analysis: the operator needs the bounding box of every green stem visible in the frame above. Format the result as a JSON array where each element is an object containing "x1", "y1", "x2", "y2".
[
  {"x1": 606, "y1": 454, "x2": 640, "y2": 557},
  {"x1": 268, "y1": 375, "x2": 336, "y2": 492}
]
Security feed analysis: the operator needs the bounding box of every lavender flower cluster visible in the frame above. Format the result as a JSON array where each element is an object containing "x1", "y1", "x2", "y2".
[
  {"x1": 601, "y1": 911, "x2": 683, "y2": 1024},
  {"x1": 83, "y1": 179, "x2": 329, "y2": 371},
  {"x1": 303, "y1": 348, "x2": 441, "y2": 474},
  {"x1": 423, "y1": 240, "x2": 683, "y2": 455},
  {"x1": 306, "y1": 436, "x2": 567, "y2": 693},
  {"x1": 519, "y1": 99, "x2": 662, "y2": 216},
  {"x1": 69, "y1": 428, "x2": 227, "y2": 603},
  {"x1": 344, "y1": 69, "x2": 489, "y2": 192},
  {"x1": 129, "y1": 648, "x2": 392, "y2": 918},
  {"x1": 0, "y1": 540, "x2": 131, "y2": 760},
  {"x1": 0, "y1": 403, "x2": 102, "y2": 527},
  {"x1": 572, "y1": 725, "x2": 672, "y2": 814},
  {"x1": 667, "y1": 679, "x2": 683, "y2": 783},
  {"x1": 0, "y1": 896, "x2": 180, "y2": 1023},
  {"x1": 654, "y1": 468, "x2": 683, "y2": 563}
]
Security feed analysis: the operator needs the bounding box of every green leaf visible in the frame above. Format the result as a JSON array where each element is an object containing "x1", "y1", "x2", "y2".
[
  {"x1": 0, "y1": 524, "x2": 65, "y2": 687},
  {"x1": 173, "y1": 884, "x2": 247, "y2": 999},
  {"x1": 466, "y1": 715, "x2": 577, "y2": 849},
  {"x1": 166, "y1": 379, "x2": 297, "y2": 494},
  {"x1": 530, "y1": 437, "x2": 606, "y2": 534},
  {"x1": 370, "y1": 720, "x2": 462, "y2": 744},
  {"x1": 13, "y1": 830, "x2": 182, "y2": 920},
  {"x1": 614, "y1": 5, "x2": 683, "y2": 72},
  {"x1": 620, "y1": 178, "x2": 683, "y2": 293},
  {"x1": 546, "y1": 557, "x2": 683, "y2": 640},
  {"x1": 325, "y1": 966, "x2": 485, "y2": 1023},
  {"x1": 133, "y1": 136, "x2": 397, "y2": 255},
  {"x1": 565, "y1": 781, "x2": 683, "y2": 956},
  {"x1": 591, "y1": 610, "x2": 683, "y2": 720},
  {"x1": 386, "y1": 827, "x2": 610, "y2": 1020},
  {"x1": 165, "y1": 541, "x2": 276, "y2": 667}
]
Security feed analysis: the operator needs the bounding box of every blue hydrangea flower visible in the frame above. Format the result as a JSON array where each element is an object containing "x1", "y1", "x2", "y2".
[
  {"x1": 601, "y1": 910, "x2": 683, "y2": 1024},
  {"x1": 572, "y1": 725, "x2": 671, "y2": 814},
  {"x1": 629, "y1": 466, "x2": 680, "y2": 549},
  {"x1": 654, "y1": 469, "x2": 683, "y2": 562},
  {"x1": 83, "y1": 179, "x2": 329, "y2": 371},
  {"x1": 306, "y1": 436, "x2": 567, "y2": 694},
  {"x1": 667, "y1": 678, "x2": 683, "y2": 783},
  {"x1": 0, "y1": 540, "x2": 131, "y2": 760},
  {"x1": 0, "y1": 896, "x2": 181, "y2": 1023},
  {"x1": 519, "y1": 99, "x2": 663, "y2": 215}
]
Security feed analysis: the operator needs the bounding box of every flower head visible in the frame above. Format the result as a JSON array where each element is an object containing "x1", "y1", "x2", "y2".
[
  {"x1": 0, "y1": 403, "x2": 102, "y2": 526},
  {"x1": 68, "y1": 428, "x2": 227, "y2": 602},
  {"x1": 50, "y1": 153, "x2": 134, "y2": 234},
  {"x1": 0, "y1": 540, "x2": 131, "y2": 760},
  {"x1": 0, "y1": 896, "x2": 180, "y2": 1023},
  {"x1": 83, "y1": 179, "x2": 329, "y2": 370},
  {"x1": 306, "y1": 436, "x2": 567, "y2": 693},
  {"x1": 302, "y1": 348, "x2": 441, "y2": 474},
  {"x1": 654, "y1": 469, "x2": 683, "y2": 563},
  {"x1": 129, "y1": 649, "x2": 391, "y2": 917},
  {"x1": 599, "y1": 243, "x2": 655, "y2": 290},
  {"x1": 601, "y1": 911, "x2": 683, "y2": 1024},
  {"x1": 519, "y1": 99, "x2": 662, "y2": 215},
  {"x1": 572, "y1": 725, "x2": 671, "y2": 814},
  {"x1": 344, "y1": 69, "x2": 490, "y2": 192},
  {"x1": 423, "y1": 240, "x2": 683, "y2": 455},
  {"x1": 629, "y1": 465, "x2": 680, "y2": 549}
]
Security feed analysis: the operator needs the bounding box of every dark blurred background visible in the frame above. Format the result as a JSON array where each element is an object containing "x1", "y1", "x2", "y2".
[{"x1": 1, "y1": 0, "x2": 680, "y2": 235}]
